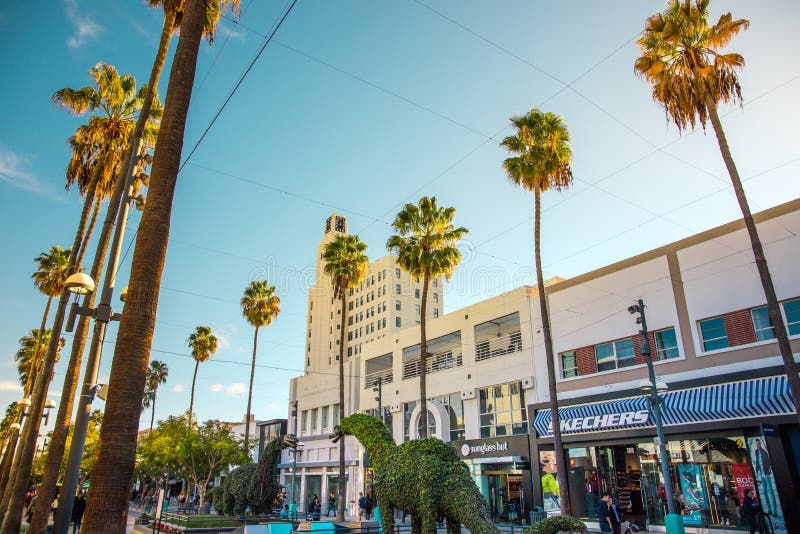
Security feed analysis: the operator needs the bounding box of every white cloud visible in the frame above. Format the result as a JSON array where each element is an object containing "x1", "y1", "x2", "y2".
[
  {"x1": 0, "y1": 380, "x2": 22, "y2": 392},
  {"x1": 171, "y1": 384, "x2": 185, "y2": 394},
  {"x1": 0, "y1": 147, "x2": 57, "y2": 199},
  {"x1": 218, "y1": 25, "x2": 243, "y2": 39},
  {"x1": 209, "y1": 382, "x2": 247, "y2": 397},
  {"x1": 63, "y1": 0, "x2": 104, "y2": 49},
  {"x1": 2, "y1": 359, "x2": 14, "y2": 367}
]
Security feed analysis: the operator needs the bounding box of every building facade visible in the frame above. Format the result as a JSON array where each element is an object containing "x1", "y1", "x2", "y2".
[
  {"x1": 286, "y1": 201, "x2": 800, "y2": 532},
  {"x1": 281, "y1": 214, "x2": 443, "y2": 514}
]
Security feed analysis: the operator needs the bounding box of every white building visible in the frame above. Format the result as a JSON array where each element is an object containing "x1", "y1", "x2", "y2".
[{"x1": 285, "y1": 200, "x2": 800, "y2": 533}]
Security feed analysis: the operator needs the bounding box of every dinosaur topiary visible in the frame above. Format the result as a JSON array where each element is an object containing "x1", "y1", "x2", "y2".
[
  {"x1": 220, "y1": 434, "x2": 297, "y2": 515},
  {"x1": 332, "y1": 414, "x2": 499, "y2": 534}
]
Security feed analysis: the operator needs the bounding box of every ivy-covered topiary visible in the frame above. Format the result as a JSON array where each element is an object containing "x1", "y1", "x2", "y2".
[
  {"x1": 333, "y1": 414, "x2": 498, "y2": 534},
  {"x1": 528, "y1": 515, "x2": 586, "y2": 534},
  {"x1": 209, "y1": 487, "x2": 224, "y2": 514},
  {"x1": 220, "y1": 435, "x2": 297, "y2": 515}
]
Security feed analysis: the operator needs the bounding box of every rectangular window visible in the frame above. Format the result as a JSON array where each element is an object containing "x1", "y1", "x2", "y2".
[
  {"x1": 433, "y1": 293, "x2": 438, "y2": 303},
  {"x1": 321, "y1": 406, "x2": 329, "y2": 429},
  {"x1": 561, "y1": 351, "x2": 578, "y2": 378},
  {"x1": 700, "y1": 316, "x2": 729, "y2": 351},
  {"x1": 594, "y1": 338, "x2": 635, "y2": 372},
  {"x1": 348, "y1": 347, "x2": 352, "y2": 357},
  {"x1": 433, "y1": 308, "x2": 439, "y2": 318},
  {"x1": 396, "y1": 284, "x2": 401, "y2": 295},
  {"x1": 396, "y1": 268, "x2": 401, "y2": 278},
  {"x1": 382, "y1": 318, "x2": 387, "y2": 328},
  {"x1": 396, "y1": 300, "x2": 401, "y2": 311},
  {"x1": 433, "y1": 279, "x2": 438, "y2": 288},
  {"x1": 478, "y1": 381, "x2": 527, "y2": 438},
  {"x1": 415, "y1": 304, "x2": 421, "y2": 315},
  {"x1": 333, "y1": 404, "x2": 340, "y2": 425},
  {"x1": 396, "y1": 317, "x2": 401, "y2": 327},
  {"x1": 750, "y1": 306, "x2": 775, "y2": 341},
  {"x1": 348, "y1": 302, "x2": 353, "y2": 311},
  {"x1": 301, "y1": 410, "x2": 308, "y2": 433},
  {"x1": 415, "y1": 288, "x2": 420, "y2": 298},
  {"x1": 784, "y1": 298, "x2": 800, "y2": 336},
  {"x1": 654, "y1": 327, "x2": 679, "y2": 360},
  {"x1": 310, "y1": 408, "x2": 318, "y2": 432}
]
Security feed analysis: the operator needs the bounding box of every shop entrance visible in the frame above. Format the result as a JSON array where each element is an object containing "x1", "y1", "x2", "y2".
[
  {"x1": 595, "y1": 446, "x2": 645, "y2": 526},
  {"x1": 482, "y1": 467, "x2": 523, "y2": 523}
]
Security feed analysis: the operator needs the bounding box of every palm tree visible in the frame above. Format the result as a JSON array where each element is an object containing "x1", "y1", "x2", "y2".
[
  {"x1": 80, "y1": 1, "x2": 241, "y2": 529},
  {"x1": 387, "y1": 197, "x2": 468, "y2": 438},
  {"x1": 322, "y1": 234, "x2": 369, "y2": 520},
  {"x1": 635, "y1": 0, "x2": 800, "y2": 423},
  {"x1": 29, "y1": 68, "x2": 163, "y2": 534},
  {"x1": 143, "y1": 361, "x2": 169, "y2": 432},
  {"x1": 240, "y1": 282, "x2": 280, "y2": 450},
  {"x1": 187, "y1": 327, "x2": 217, "y2": 426},
  {"x1": 500, "y1": 109, "x2": 573, "y2": 513},
  {"x1": 15, "y1": 330, "x2": 64, "y2": 397}
]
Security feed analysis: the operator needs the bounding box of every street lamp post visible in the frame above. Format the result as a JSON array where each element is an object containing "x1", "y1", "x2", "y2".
[
  {"x1": 54, "y1": 141, "x2": 149, "y2": 534},
  {"x1": 629, "y1": 299, "x2": 683, "y2": 533}
]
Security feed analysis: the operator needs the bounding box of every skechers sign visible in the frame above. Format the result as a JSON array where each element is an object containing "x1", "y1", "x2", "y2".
[{"x1": 533, "y1": 397, "x2": 652, "y2": 437}]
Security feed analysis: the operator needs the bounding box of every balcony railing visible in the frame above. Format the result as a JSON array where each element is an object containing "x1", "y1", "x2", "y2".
[
  {"x1": 403, "y1": 349, "x2": 463, "y2": 380},
  {"x1": 475, "y1": 331, "x2": 522, "y2": 362},
  {"x1": 364, "y1": 368, "x2": 393, "y2": 389}
]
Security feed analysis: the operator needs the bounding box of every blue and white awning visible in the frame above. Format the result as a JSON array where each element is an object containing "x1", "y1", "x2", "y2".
[{"x1": 533, "y1": 375, "x2": 794, "y2": 438}]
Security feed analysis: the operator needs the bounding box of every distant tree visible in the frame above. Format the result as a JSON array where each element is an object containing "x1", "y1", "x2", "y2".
[
  {"x1": 387, "y1": 197, "x2": 468, "y2": 438},
  {"x1": 240, "y1": 281, "x2": 280, "y2": 450},
  {"x1": 322, "y1": 234, "x2": 369, "y2": 521},
  {"x1": 187, "y1": 327, "x2": 217, "y2": 426}
]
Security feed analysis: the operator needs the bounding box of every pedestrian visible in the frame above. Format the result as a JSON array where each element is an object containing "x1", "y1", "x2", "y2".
[
  {"x1": 358, "y1": 492, "x2": 367, "y2": 521},
  {"x1": 608, "y1": 497, "x2": 622, "y2": 534},
  {"x1": 596, "y1": 492, "x2": 613, "y2": 533},
  {"x1": 741, "y1": 489, "x2": 766, "y2": 534},
  {"x1": 26, "y1": 490, "x2": 38, "y2": 523},
  {"x1": 364, "y1": 494, "x2": 374, "y2": 521},
  {"x1": 72, "y1": 492, "x2": 87, "y2": 533},
  {"x1": 328, "y1": 492, "x2": 336, "y2": 517},
  {"x1": 52, "y1": 493, "x2": 60, "y2": 522}
]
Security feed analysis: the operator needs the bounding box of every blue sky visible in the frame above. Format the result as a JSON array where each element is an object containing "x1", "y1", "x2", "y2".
[{"x1": 1, "y1": 0, "x2": 798, "y2": 432}]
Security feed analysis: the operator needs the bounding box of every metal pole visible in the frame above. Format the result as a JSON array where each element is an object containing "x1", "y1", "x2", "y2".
[
  {"x1": 54, "y1": 141, "x2": 142, "y2": 534},
  {"x1": 636, "y1": 299, "x2": 680, "y2": 529}
]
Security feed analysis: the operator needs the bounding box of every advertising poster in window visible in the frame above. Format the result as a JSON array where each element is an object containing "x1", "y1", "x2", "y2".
[
  {"x1": 676, "y1": 465, "x2": 708, "y2": 526},
  {"x1": 747, "y1": 436, "x2": 786, "y2": 532},
  {"x1": 730, "y1": 464, "x2": 756, "y2": 505},
  {"x1": 539, "y1": 451, "x2": 560, "y2": 514}
]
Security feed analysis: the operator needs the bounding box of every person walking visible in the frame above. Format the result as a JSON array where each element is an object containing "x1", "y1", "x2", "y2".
[
  {"x1": 364, "y1": 494, "x2": 374, "y2": 521},
  {"x1": 596, "y1": 493, "x2": 613, "y2": 533},
  {"x1": 742, "y1": 489, "x2": 766, "y2": 534},
  {"x1": 72, "y1": 492, "x2": 87, "y2": 533},
  {"x1": 327, "y1": 492, "x2": 336, "y2": 517},
  {"x1": 358, "y1": 492, "x2": 367, "y2": 521},
  {"x1": 608, "y1": 497, "x2": 622, "y2": 534}
]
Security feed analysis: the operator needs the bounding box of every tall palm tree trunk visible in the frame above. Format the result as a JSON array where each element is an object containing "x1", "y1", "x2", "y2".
[
  {"x1": 31, "y1": 199, "x2": 117, "y2": 532},
  {"x1": 418, "y1": 269, "x2": 430, "y2": 438},
  {"x1": 706, "y1": 99, "x2": 800, "y2": 423},
  {"x1": 245, "y1": 326, "x2": 260, "y2": 452},
  {"x1": 76, "y1": 196, "x2": 101, "y2": 268},
  {"x1": 82, "y1": 2, "x2": 205, "y2": 530},
  {"x1": 533, "y1": 188, "x2": 571, "y2": 516},
  {"x1": 150, "y1": 391, "x2": 158, "y2": 433},
  {"x1": 0, "y1": 216, "x2": 85, "y2": 533},
  {"x1": 189, "y1": 360, "x2": 200, "y2": 427},
  {"x1": 337, "y1": 291, "x2": 347, "y2": 521}
]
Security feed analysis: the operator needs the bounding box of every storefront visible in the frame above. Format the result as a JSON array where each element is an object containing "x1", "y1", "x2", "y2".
[
  {"x1": 529, "y1": 374, "x2": 800, "y2": 533},
  {"x1": 453, "y1": 435, "x2": 534, "y2": 523}
]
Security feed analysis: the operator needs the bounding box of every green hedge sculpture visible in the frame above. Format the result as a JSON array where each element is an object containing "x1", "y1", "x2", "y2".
[
  {"x1": 332, "y1": 414, "x2": 498, "y2": 534},
  {"x1": 528, "y1": 515, "x2": 586, "y2": 534},
  {"x1": 219, "y1": 435, "x2": 297, "y2": 515}
]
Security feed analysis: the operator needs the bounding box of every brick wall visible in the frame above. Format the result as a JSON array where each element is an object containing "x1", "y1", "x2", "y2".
[
  {"x1": 576, "y1": 345, "x2": 597, "y2": 376},
  {"x1": 724, "y1": 309, "x2": 757, "y2": 347}
]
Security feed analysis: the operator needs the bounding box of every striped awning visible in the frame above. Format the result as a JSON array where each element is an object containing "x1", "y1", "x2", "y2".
[{"x1": 533, "y1": 375, "x2": 793, "y2": 438}]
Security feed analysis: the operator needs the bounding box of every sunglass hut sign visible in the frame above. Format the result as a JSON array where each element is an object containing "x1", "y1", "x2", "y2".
[{"x1": 461, "y1": 441, "x2": 510, "y2": 457}]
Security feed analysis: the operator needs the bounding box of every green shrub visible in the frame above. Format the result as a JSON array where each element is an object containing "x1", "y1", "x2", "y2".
[{"x1": 529, "y1": 515, "x2": 586, "y2": 534}]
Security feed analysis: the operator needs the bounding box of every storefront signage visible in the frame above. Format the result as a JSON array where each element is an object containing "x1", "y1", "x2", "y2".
[
  {"x1": 460, "y1": 440, "x2": 510, "y2": 457},
  {"x1": 533, "y1": 375, "x2": 794, "y2": 438},
  {"x1": 551, "y1": 410, "x2": 649, "y2": 433}
]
